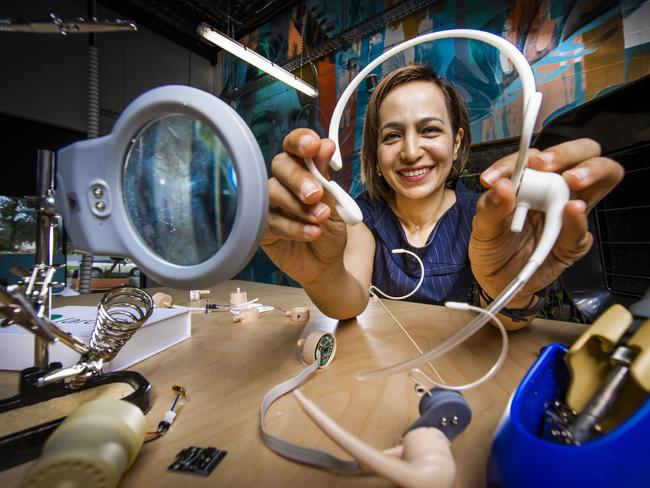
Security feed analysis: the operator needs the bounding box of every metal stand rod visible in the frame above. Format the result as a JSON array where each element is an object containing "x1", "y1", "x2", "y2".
[
  {"x1": 78, "y1": 4, "x2": 100, "y2": 295},
  {"x1": 33, "y1": 149, "x2": 56, "y2": 369}
]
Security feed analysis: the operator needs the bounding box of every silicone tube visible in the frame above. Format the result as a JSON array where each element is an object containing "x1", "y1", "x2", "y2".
[
  {"x1": 348, "y1": 29, "x2": 574, "y2": 383},
  {"x1": 294, "y1": 389, "x2": 456, "y2": 488},
  {"x1": 358, "y1": 274, "x2": 525, "y2": 381},
  {"x1": 408, "y1": 302, "x2": 509, "y2": 391},
  {"x1": 358, "y1": 170, "x2": 569, "y2": 381}
]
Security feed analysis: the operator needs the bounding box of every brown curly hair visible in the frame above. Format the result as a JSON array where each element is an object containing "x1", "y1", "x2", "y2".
[{"x1": 361, "y1": 64, "x2": 471, "y2": 201}]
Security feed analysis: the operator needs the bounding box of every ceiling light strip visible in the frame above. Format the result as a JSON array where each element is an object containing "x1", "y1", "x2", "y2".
[{"x1": 198, "y1": 23, "x2": 318, "y2": 98}]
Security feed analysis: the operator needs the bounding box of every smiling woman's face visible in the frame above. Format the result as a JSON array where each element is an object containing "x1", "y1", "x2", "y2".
[{"x1": 377, "y1": 80, "x2": 463, "y2": 202}]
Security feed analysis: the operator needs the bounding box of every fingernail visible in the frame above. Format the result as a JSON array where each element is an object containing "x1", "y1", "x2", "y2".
[
  {"x1": 301, "y1": 181, "x2": 319, "y2": 199},
  {"x1": 489, "y1": 189, "x2": 501, "y2": 205},
  {"x1": 574, "y1": 199, "x2": 587, "y2": 212},
  {"x1": 538, "y1": 152, "x2": 554, "y2": 165},
  {"x1": 310, "y1": 202, "x2": 327, "y2": 218},
  {"x1": 304, "y1": 224, "x2": 319, "y2": 236},
  {"x1": 567, "y1": 167, "x2": 589, "y2": 182},
  {"x1": 299, "y1": 135, "x2": 312, "y2": 152},
  {"x1": 481, "y1": 169, "x2": 500, "y2": 185}
]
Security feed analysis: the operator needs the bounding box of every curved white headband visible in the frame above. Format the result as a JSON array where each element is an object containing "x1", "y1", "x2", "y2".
[{"x1": 325, "y1": 29, "x2": 542, "y2": 197}]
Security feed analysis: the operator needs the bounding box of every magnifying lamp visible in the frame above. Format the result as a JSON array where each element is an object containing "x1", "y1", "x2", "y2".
[
  {"x1": 0, "y1": 85, "x2": 269, "y2": 472},
  {"x1": 56, "y1": 85, "x2": 269, "y2": 289}
]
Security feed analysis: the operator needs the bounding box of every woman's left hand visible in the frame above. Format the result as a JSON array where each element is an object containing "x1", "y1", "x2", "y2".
[{"x1": 469, "y1": 138, "x2": 624, "y2": 328}]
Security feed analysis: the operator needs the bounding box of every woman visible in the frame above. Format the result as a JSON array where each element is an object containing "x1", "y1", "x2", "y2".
[{"x1": 261, "y1": 65, "x2": 623, "y2": 328}]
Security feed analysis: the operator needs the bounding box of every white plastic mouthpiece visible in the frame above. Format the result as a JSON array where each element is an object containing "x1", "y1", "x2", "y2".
[
  {"x1": 330, "y1": 183, "x2": 364, "y2": 225},
  {"x1": 511, "y1": 205, "x2": 530, "y2": 233},
  {"x1": 515, "y1": 168, "x2": 570, "y2": 264},
  {"x1": 305, "y1": 157, "x2": 363, "y2": 225}
]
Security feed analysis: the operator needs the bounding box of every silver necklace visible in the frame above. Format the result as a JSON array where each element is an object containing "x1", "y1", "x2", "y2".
[{"x1": 403, "y1": 215, "x2": 437, "y2": 233}]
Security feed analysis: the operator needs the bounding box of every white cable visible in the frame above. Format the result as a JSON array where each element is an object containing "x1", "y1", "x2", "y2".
[
  {"x1": 229, "y1": 297, "x2": 260, "y2": 309},
  {"x1": 173, "y1": 298, "x2": 262, "y2": 313},
  {"x1": 369, "y1": 249, "x2": 424, "y2": 300},
  {"x1": 259, "y1": 352, "x2": 360, "y2": 472},
  {"x1": 171, "y1": 305, "x2": 205, "y2": 311},
  {"x1": 369, "y1": 249, "x2": 445, "y2": 384},
  {"x1": 408, "y1": 302, "x2": 508, "y2": 391},
  {"x1": 356, "y1": 168, "x2": 569, "y2": 382},
  {"x1": 357, "y1": 271, "x2": 525, "y2": 381}
]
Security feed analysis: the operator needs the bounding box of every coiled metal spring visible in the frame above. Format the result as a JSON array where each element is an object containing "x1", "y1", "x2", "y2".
[{"x1": 88, "y1": 286, "x2": 154, "y2": 362}]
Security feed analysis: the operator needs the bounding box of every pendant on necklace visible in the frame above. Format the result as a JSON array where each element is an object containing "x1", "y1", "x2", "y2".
[{"x1": 414, "y1": 225, "x2": 420, "y2": 231}]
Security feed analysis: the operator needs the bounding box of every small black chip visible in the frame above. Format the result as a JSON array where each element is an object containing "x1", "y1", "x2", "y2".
[{"x1": 168, "y1": 446, "x2": 227, "y2": 476}]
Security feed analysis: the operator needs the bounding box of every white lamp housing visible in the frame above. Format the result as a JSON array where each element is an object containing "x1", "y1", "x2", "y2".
[{"x1": 198, "y1": 23, "x2": 318, "y2": 98}]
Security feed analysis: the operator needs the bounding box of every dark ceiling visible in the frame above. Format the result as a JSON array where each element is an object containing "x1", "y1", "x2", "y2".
[{"x1": 100, "y1": 0, "x2": 303, "y2": 64}]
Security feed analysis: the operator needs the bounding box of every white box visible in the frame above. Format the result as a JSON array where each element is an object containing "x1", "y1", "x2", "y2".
[{"x1": 0, "y1": 305, "x2": 191, "y2": 372}]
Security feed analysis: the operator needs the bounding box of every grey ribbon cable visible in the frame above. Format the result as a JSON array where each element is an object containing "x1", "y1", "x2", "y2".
[{"x1": 259, "y1": 355, "x2": 361, "y2": 472}]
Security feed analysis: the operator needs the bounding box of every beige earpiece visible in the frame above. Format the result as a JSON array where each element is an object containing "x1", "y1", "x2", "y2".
[
  {"x1": 229, "y1": 287, "x2": 248, "y2": 305},
  {"x1": 293, "y1": 389, "x2": 455, "y2": 488},
  {"x1": 20, "y1": 399, "x2": 145, "y2": 488},
  {"x1": 286, "y1": 307, "x2": 310, "y2": 325},
  {"x1": 152, "y1": 292, "x2": 173, "y2": 308},
  {"x1": 233, "y1": 308, "x2": 260, "y2": 323}
]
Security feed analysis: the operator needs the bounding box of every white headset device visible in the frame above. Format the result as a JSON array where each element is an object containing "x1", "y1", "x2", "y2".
[
  {"x1": 306, "y1": 29, "x2": 570, "y2": 380},
  {"x1": 260, "y1": 29, "x2": 570, "y2": 480}
]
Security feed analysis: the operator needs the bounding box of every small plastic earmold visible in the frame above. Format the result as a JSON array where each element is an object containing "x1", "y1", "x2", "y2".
[
  {"x1": 229, "y1": 287, "x2": 248, "y2": 305},
  {"x1": 286, "y1": 307, "x2": 311, "y2": 325},
  {"x1": 232, "y1": 308, "x2": 260, "y2": 323},
  {"x1": 152, "y1": 292, "x2": 173, "y2": 308}
]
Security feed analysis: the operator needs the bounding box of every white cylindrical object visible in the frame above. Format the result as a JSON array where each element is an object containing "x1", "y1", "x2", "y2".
[
  {"x1": 229, "y1": 287, "x2": 248, "y2": 305},
  {"x1": 21, "y1": 399, "x2": 145, "y2": 488},
  {"x1": 189, "y1": 289, "x2": 210, "y2": 301},
  {"x1": 511, "y1": 205, "x2": 529, "y2": 233},
  {"x1": 163, "y1": 410, "x2": 177, "y2": 424}
]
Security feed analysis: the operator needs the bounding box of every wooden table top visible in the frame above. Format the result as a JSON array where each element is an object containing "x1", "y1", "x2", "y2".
[{"x1": 0, "y1": 280, "x2": 588, "y2": 487}]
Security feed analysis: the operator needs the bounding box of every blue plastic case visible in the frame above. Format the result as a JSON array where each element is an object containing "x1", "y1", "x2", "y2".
[{"x1": 487, "y1": 343, "x2": 650, "y2": 487}]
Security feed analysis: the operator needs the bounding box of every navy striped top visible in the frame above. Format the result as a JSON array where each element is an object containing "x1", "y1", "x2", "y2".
[{"x1": 356, "y1": 181, "x2": 479, "y2": 305}]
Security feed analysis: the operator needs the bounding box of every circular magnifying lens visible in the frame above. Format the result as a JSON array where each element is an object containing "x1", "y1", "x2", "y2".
[
  {"x1": 56, "y1": 85, "x2": 267, "y2": 289},
  {"x1": 123, "y1": 114, "x2": 237, "y2": 267}
]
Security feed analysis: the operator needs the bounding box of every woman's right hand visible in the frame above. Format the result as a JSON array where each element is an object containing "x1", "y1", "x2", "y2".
[{"x1": 261, "y1": 128, "x2": 349, "y2": 286}]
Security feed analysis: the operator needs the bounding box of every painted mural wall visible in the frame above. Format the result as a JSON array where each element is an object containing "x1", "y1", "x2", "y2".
[{"x1": 224, "y1": 0, "x2": 650, "y2": 284}]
